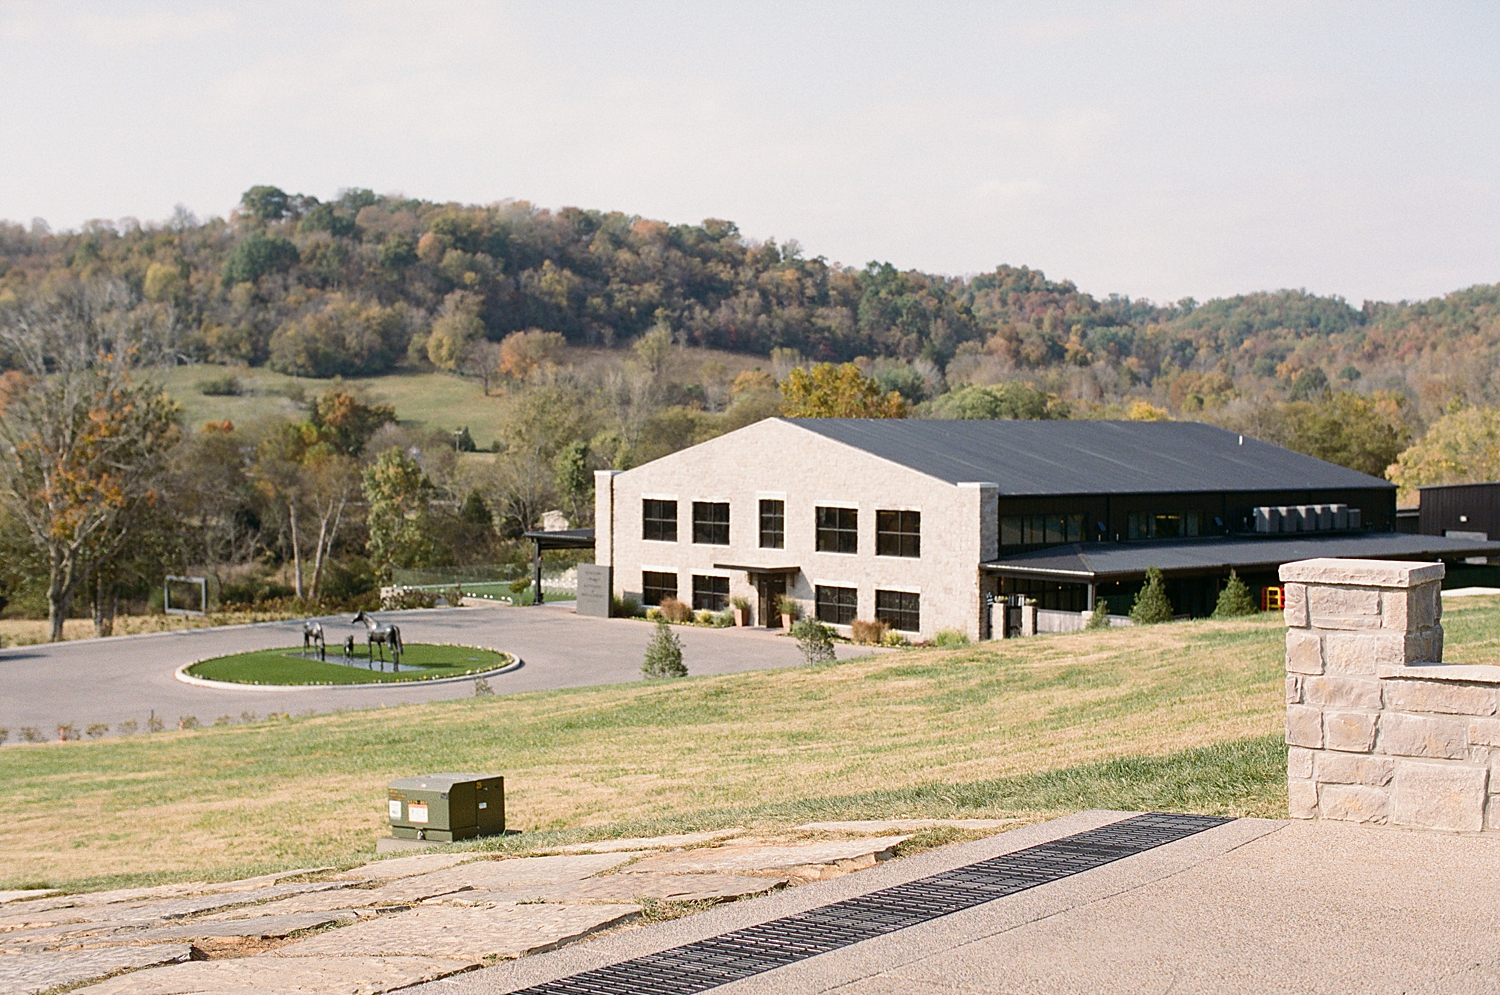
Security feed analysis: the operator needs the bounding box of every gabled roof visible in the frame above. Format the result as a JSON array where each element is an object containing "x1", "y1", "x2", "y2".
[
  {"x1": 980, "y1": 532, "x2": 1500, "y2": 581},
  {"x1": 784, "y1": 419, "x2": 1395, "y2": 496}
]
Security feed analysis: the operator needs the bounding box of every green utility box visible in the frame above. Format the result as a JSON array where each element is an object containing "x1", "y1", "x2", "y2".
[{"x1": 388, "y1": 773, "x2": 504, "y2": 842}]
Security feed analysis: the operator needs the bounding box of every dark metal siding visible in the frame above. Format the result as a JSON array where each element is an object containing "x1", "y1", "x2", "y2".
[{"x1": 1418, "y1": 482, "x2": 1500, "y2": 541}]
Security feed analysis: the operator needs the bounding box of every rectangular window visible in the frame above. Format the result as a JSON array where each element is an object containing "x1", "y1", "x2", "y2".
[
  {"x1": 1000, "y1": 513, "x2": 1083, "y2": 548},
  {"x1": 691, "y1": 574, "x2": 729, "y2": 612},
  {"x1": 642, "y1": 571, "x2": 677, "y2": 606},
  {"x1": 759, "y1": 499, "x2": 785, "y2": 549},
  {"x1": 692, "y1": 501, "x2": 730, "y2": 545},
  {"x1": 876, "y1": 510, "x2": 921, "y2": 557},
  {"x1": 875, "y1": 589, "x2": 921, "y2": 632},
  {"x1": 816, "y1": 506, "x2": 858, "y2": 553},
  {"x1": 815, "y1": 585, "x2": 858, "y2": 625},
  {"x1": 1127, "y1": 511, "x2": 1200, "y2": 540},
  {"x1": 643, "y1": 500, "x2": 677, "y2": 542}
]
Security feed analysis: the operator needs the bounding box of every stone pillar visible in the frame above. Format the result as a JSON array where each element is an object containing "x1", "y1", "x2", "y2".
[
  {"x1": 1020, "y1": 602, "x2": 1037, "y2": 637},
  {"x1": 1282, "y1": 557, "x2": 1500, "y2": 833}
]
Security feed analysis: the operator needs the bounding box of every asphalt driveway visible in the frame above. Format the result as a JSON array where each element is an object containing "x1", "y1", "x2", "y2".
[{"x1": 0, "y1": 603, "x2": 874, "y2": 738}]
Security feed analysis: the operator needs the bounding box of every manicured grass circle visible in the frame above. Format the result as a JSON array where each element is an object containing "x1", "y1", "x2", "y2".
[{"x1": 185, "y1": 644, "x2": 513, "y2": 685}]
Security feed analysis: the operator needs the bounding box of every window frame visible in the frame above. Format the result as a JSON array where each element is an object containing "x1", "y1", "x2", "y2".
[
  {"x1": 692, "y1": 501, "x2": 730, "y2": 546},
  {"x1": 815, "y1": 506, "x2": 859, "y2": 554},
  {"x1": 815, "y1": 584, "x2": 858, "y2": 625},
  {"x1": 875, "y1": 589, "x2": 921, "y2": 632},
  {"x1": 875, "y1": 509, "x2": 921, "y2": 558},
  {"x1": 641, "y1": 571, "x2": 677, "y2": 606},
  {"x1": 642, "y1": 499, "x2": 678, "y2": 543},
  {"x1": 759, "y1": 499, "x2": 785, "y2": 549},
  {"x1": 691, "y1": 574, "x2": 729, "y2": 612}
]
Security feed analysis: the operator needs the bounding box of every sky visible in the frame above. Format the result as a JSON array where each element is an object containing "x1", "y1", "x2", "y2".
[{"x1": 1, "y1": 0, "x2": 1497, "y2": 305}]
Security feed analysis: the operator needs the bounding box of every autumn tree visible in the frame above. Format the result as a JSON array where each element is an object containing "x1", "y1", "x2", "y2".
[
  {"x1": 363, "y1": 448, "x2": 437, "y2": 578},
  {"x1": 0, "y1": 281, "x2": 181, "y2": 640},
  {"x1": 1387, "y1": 405, "x2": 1500, "y2": 503},
  {"x1": 427, "y1": 290, "x2": 485, "y2": 370},
  {"x1": 780, "y1": 362, "x2": 907, "y2": 418},
  {"x1": 497, "y1": 329, "x2": 567, "y2": 380}
]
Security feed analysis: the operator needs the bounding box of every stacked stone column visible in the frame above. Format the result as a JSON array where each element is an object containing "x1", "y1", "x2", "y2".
[{"x1": 1283, "y1": 557, "x2": 1500, "y2": 833}]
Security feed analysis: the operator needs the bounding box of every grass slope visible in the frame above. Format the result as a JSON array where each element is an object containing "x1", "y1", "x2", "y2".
[
  {"x1": 4, "y1": 596, "x2": 1496, "y2": 892},
  {"x1": 186, "y1": 644, "x2": 512, "y2": 685}
]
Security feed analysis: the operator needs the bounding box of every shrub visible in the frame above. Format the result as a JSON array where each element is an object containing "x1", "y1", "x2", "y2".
[
  {"x1": 508, "y1": 576, "x2": 532, "y2": 596},
  {"x1": 881, "y1": 629, "x2": 909, "y2": 647},
  {"x1": 659, "y1": 597, "x2": 693, "y2": 624},
  {"x1": 1211, "y1": 569, "x2": 1259, "y2": 619},
  {"x1": 1130, "y1": 566, "x2": 1174, "y2": 624},
  {"x1": 19, "y1": 726, "x2": 42, "y2": 743},
  {"x1": 1085, "y1": 601, "x2": 1110, "y2": 629},
  {"x1": 213, "y1": 715, "x2": 233, "y2": 727},
  {"x1": 196, "y1": 374, "x2": 244, "y2": 396},
  {"x1": 178, "y1": 715, "x2": 200, "y2": 731},
  {"x1": 642, "y1": 619, "x2": 687, "y2": 678},
  {"x1": 85, "y1": 723, "x2": 109, "y2": 739},
  {"x1": 791, "y1": 618, "x2": 836, "y2": 663},
  {"x1": 382, "y1": 588, "x2": 437, "y2": 610},
  {"x1": 473, "y1": 677, "x2": 494, "y2": 696},
  {"x1": 146, "y1": 714, "x2": 164, "y2": 733},
  {"x1": 0, "y1": 727, "x2": 8, "y2": 745},
  {"x1": 117, "y1": 719, "x2": 137, "y2": 735},
  {"x1": 57, "y1": 724, "x2": 79, "y2": 742},
  {"x1": 933, "y1": 628, "x2": 969, "y2": 647},
  {"x1": 645, "y1": 606, "x2": 664, "y2": 621},
  {"x1": 850, "y1": 618, "x2": 889, "y2": 645},
  {"x1": 710, "y1": 611, "x2": 734, "y2": 628},
  {"x1": 776, "y1": 595, "x2": 801, "y2": 621},
  {"x1": 612, "y1": 594, "x2": 642, "y2": 617},
  {"x1": 730, "y1": 596, "x2": 751, "y2": 611},
  {"x1": 238, "y1": 712, "x2": 256, "y2": 725}
]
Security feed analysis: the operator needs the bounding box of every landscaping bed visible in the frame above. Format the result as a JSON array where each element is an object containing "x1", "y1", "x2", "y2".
[{"x1": 184, "y1": 644, "x2": 514, "y2": 685}]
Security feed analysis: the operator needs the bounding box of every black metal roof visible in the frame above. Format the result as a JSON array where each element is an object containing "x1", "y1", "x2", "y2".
[
  {"x1": 981, "y1": 532, "x2": 1500, "y2": 582},
  {"x1": 521, "y1": 527, "x2": 596, "y2": 549},
  {"x1": 784, "y1": 418, "x2": 1394, "y2": 496}
]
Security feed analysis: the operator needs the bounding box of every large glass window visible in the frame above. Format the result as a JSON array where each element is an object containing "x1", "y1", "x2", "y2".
[
  {"x1": 816, "y1": 506, "x2": 858, "y2": 553},
  {"x1": 692, "y1": 502, "x2": 730, "y2": 545},
  {"x1": 759, "y1": 499, "x2": 785, "y2": 549},
  {"x1": 642, "y1": 571, "x2": 677, "y2": 606},
  {"x1": 692, "y1": 575, "x2": 729, "y2": 611},
  {"x1": 643, "y1": 500, "x2": 677, "y2": 542},
  {"x1": 876, "y1": 510, "x2": 921, "y2": 558},
  {"x1": 816, "y1": 585, "x2": 858, "y2": 625},
  {"x1": 875, "y1": 590, "x2": 921, "y2": 632},
  {"x1": 1000, "y1": 514, "x2": 1083, "y2": 549},
  {"x1": 1127, "y1": 510, "x2": 1202, "y2": 540}
]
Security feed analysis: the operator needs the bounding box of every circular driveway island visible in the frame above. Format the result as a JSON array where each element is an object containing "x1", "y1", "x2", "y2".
[{"x1": 0, "y1": 603, "x2": 876, "y2": 737}]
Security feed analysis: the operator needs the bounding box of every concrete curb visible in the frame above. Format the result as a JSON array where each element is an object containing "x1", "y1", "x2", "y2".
[{"x1": 174, "y1": 651, "x2": 524, "y2": 692}]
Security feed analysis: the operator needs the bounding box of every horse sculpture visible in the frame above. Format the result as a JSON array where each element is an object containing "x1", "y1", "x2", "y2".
[
  {"x1": 302, "y1": 620, "x2": 326, "y2": 661},
  {"x1": 352, "y1": 610, "x2": 402, "y2": 668}
]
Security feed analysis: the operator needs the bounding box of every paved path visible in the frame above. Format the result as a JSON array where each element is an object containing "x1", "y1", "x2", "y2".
[
  {"x1": 0, "y1": 604, "x2": 873, "y2": 736},
  {"x1": 422, "y1": 811, "x2": 1500, "y2": 995}
]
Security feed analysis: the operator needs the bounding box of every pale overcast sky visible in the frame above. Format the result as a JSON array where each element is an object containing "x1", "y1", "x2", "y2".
[{"x1": 2, "y1": 1, "x2": 1496, "y2": 305}]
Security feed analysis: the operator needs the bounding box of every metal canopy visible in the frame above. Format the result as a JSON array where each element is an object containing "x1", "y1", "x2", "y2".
[
  {"x1": 981, "y1": 531, "x2": 1500, "y2": 582},
  {"x1": 712, "y1": 562, "x2": 799, "y2": 573},
  {"x1": 521, "y1": 527, "x2": 596, "y2": 550}
]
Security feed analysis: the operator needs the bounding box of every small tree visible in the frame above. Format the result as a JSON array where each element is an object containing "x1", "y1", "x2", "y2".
[
  {"x1": 1085, "y1": 600, "x2": 1110, "y2": 629},
  {"x1": 1211, "y1": 569, "x2": 1259, "y2": 619},
  {"x1": 791, "y1": 618, "x2": 836, "y2": 663},
  {"x1": 642, "y1": 619, "x2": 686, "y2": 678},
  {"x1": 1130, "y1": 566, "x2": 1174, "y2": 624}
]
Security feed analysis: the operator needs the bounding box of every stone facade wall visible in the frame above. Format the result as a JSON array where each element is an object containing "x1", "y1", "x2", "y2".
[
  {"x1": 1282, "y1": 557, "x2": 1500, "y2": 833},
  {"x1": 594, "y1": 418, "x2": 997, "y2": 640}
]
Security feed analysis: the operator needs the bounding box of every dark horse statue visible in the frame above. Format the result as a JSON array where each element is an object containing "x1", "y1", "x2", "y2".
[
  {"x1": 352, "y1": 610, "x2": 403, "y2": 668},
  {"x1": 302, "y1": 620, "x2": 326, "y2": 661}
]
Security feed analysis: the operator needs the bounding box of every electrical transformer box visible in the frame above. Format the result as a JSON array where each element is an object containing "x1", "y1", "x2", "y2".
[{"x1": 388, "y1": 773, "x2": 504, "y2": 842}]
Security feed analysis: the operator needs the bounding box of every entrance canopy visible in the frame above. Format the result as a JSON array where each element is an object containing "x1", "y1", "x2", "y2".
[
  {"x1": 981, "y1": 531, "x2": 1500, "y2": 583},
  {"x1": 521, "y1": 528, "x2": 596, "y2": 605}
]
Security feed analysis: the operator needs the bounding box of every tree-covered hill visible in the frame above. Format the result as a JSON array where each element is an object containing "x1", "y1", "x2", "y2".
[{"x1": 2, "y1": 185, "x2": 1499, "y2": 425}]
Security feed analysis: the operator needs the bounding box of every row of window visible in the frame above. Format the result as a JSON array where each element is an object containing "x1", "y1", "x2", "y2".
[
  {"x1": 642, "y1": 500, "x2": 920, "y2": 557},
  {"x1": 999, "y1": 510, "x2": 1207, "y2": 548},
  {"x1": 642, "y1": 571, "x2": 730, "y2": 611},
  {"x1": 815, "y1": 584, "x2": 921, "y2": 632}
]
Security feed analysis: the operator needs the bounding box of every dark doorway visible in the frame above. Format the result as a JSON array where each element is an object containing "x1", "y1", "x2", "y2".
[{"x1": 757, "y1": 575, "x2": 787, "y2": 627}]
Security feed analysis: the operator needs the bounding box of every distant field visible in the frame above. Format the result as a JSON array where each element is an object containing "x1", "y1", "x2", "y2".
[
  {"x1": 153, "y1": 345, "x2": 773, "y2": 444},
  {"x1": 8, "y1": 596, "x2": 1493, "y2": 892}
]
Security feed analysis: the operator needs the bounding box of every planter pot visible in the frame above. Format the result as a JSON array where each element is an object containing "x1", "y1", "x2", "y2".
[
  {"x1": 782, "y1": 613, "x2": 795, "y2": 631},
  {"x1": 732, "y1": 608, "x2": 748, "y2": 627}
]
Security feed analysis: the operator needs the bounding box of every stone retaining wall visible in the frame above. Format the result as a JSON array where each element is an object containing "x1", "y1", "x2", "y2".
[{"x1": 1282, "y1": 557, "x2": 1500, "y2": 833}]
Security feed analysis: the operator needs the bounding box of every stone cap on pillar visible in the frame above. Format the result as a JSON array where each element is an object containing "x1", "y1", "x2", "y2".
[{"x1": 1279, "y1": 558, "x2": 1445, "y2": 588}]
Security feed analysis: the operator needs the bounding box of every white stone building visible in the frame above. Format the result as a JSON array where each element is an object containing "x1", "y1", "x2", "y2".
[{"x1": 590, "y1": 418, "x2": 1500, "y2": 641}]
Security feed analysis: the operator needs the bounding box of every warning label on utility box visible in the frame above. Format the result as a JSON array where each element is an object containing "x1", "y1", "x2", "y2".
[{"x1": 408, "y1": 802, "x2": 429, "y2": 824}]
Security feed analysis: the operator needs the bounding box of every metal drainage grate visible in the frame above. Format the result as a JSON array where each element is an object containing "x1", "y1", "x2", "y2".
[{"x1": 515, "y1": 812, "x2": 1231, "y2": 995}]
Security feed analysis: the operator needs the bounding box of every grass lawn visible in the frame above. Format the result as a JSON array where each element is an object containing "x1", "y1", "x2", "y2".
[
  {"x1": 5, "y1": 595, "x2": 1497, "y2": 893},
  {"x1": 185, "y1": 644, "x2": 514, "y2": 685}
]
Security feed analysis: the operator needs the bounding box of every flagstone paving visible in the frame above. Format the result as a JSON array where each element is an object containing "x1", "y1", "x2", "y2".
[{"x1": 7, "y1": 830, "x2": 927, "y2": 993}]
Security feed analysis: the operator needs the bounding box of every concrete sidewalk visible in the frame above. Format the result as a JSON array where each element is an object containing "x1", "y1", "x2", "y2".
[{"x1": 421, "y1": 811, "x2": 1500, "y2": 995}]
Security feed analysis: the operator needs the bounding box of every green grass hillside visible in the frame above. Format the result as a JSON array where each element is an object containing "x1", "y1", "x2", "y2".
[{"x1": 5, "y1": 596, "x2": 1498, "y2": 893}]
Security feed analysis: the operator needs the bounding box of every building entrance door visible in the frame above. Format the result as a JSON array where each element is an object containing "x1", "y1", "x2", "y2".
[{"x1": 757, "y1": 575, "x2": 786, "y2": 627}]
